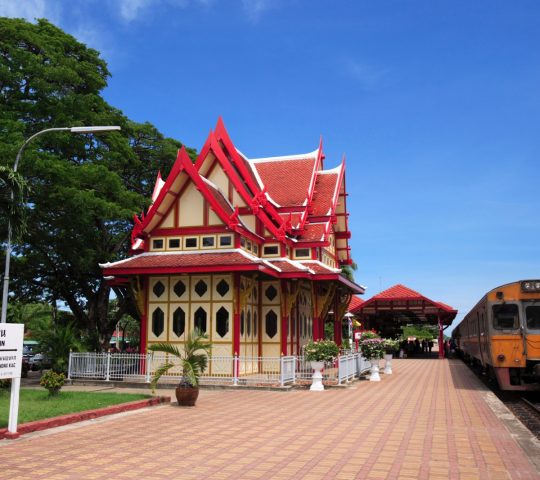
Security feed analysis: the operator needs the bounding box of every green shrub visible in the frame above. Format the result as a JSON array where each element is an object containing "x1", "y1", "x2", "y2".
[{"x1": 40, "y1": 370, "x2": 65, "y2": 396}]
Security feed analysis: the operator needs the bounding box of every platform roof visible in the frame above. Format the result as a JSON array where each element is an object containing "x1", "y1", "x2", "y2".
[{"x1": 350, "y1": 284, "x2": 457, "y2": 327}]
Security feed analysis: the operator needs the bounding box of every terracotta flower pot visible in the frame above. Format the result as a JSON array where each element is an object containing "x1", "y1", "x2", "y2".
[{"x1": 175, "y1": 385, "x2": 199, "y2": 406}]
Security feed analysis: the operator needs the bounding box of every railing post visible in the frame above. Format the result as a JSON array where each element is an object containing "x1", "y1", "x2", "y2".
[
  {"x1": 280, "y1": 355, "x2": 285, "y2": 387},
  {"x1": 105, "y1": 352, "x2": 111, "y2": 382},
  {"x1": 145, "y1": 353, "x2": 151, "y2": 383},
  {"x1": 233, "y1": 354, "x2": 238, "y2": 386},
  {"x1": 67, "y1": 349, "x2": 72, "y2": 381}
]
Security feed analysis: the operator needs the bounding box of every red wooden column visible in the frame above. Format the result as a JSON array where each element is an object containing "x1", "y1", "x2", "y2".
[
  {"x1": 280, "y1": 280, "x2": 288, "y2": 356},
  {"x1": 233, "y1": 273, "x2": 241, "y2": 366},
  {"x1": 333, "y1": 295, "x2": 342, "y2": 345},
  {"x1": 312, "y1": 283, "x2": 320, "y2": 341},
  {"x1": 140, "y1": 313, "x2": 148, "y2": 354},
  {"x1": 438, "y1": 312, "x2": 444, "y2": 359},
  {"x1": 140, "y1": 279, "x2": 149, "y2": 354}
]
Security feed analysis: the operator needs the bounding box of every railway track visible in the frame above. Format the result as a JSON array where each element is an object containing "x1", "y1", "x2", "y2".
[
  {"x1": 460, "y1": 359, "x2": 540, "y2": 440},
  {"x1": 507, "y1": 397, "x2": 540, "y2": 440}
]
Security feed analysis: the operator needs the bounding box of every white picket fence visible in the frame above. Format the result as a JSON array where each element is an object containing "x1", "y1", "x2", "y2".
[{"x1": 67, "y1": 352, "x2": 372, "y2": 387}]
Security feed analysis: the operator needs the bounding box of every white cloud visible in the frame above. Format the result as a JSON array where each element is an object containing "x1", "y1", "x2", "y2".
[
  {"x1": 116, "y1": 0, "x2": 189, "y2": 23},
  {"x1": 344, "y1": 59, "x2": 390, "y2": 89},
  {"x1": 241, "y1": 0, "x2": 277, "y2": 24},
  {"x1": 0, "y1": 0, "x2": 60, "y2": 23},
  {"x1": 118, "y1": 0, "x2": 154, "y2": 23}
]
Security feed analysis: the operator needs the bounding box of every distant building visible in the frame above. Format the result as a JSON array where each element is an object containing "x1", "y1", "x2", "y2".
[{"x1": 101, "y1": 119, "x2": 364, "y2": 361}]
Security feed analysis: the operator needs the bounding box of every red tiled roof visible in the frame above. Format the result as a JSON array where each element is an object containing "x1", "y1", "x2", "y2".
[
  {"x1": 279, "y1": 212, "x2": 304, "y2": 229},
  {"x1": 251, "y1": 158, "x2": 316, "y2": 207},
  {"x1": 372, "y1": 284, "x2": 424, "y2": 300},
  {"x1": 265, "y1": 259, "x2": 310, "y2": 273},
  {"x1": 102, "y1": 251, "x2": 268, "y2": 273},
  {"x1": 311, "y1": 172, "x2": 339, "y2": 217},
  {"x1": 298, "y1": 222, "x2": 329, "y2": 242},
  {"x1": 349, "y1": 295, "x2": 364, "y2": 311},
  {"x1": 299, "y1": 261, "x2": 339, "y2": 274},
  {"x1": 356, "y1": 284, "x2": 457, "y2": 319},
  {"x1": 435, "y1": 301, "x2": 456, "y2": 312}
]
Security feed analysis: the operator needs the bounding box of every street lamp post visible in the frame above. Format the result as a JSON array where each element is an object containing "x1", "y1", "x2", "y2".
[{"x1": 0, "y1": 126, "x2": 121, "y2": 323}]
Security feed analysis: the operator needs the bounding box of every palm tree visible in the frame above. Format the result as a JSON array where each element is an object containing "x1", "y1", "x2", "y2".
[
  {"x1": 0, "y1": 166, "x2": 29, "y2": 241},
  {"x1": 149, "y1": 330, "x2": 212, "y2": 391},
  {"x1": 341, "y1": 262, "x2": 358, "y2": 282},
  {"x1": 29, "y1": 316, "x2": 82, "y2": 374}
]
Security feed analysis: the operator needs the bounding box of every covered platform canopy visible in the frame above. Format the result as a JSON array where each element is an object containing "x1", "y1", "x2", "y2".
[{"x1": 350, "y1": 284, "x2": 457, "y2": 358}]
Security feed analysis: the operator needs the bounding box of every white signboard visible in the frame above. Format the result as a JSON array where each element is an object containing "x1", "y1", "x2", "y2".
[{"x1": 0, "y1": 323, "x2": 24, "y2": 379}]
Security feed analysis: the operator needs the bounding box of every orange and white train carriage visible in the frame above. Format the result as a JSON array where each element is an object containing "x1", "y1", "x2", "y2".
[{"x1": 453, "y1": 280, "x2": 540, "y2": 390}]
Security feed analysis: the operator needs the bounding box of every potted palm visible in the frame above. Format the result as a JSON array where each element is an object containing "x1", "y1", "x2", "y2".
[{"x1": 149, "y1": 330, "x2": 212, "y2": 406}]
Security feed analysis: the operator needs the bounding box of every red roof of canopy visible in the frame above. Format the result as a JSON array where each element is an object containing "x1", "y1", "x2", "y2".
[
  {"x1": 348, "y1": 295, "x2": 365, "y2": 311},
  {"x1": 350, "y1": 283, "x2": 457, "y2": 324}
]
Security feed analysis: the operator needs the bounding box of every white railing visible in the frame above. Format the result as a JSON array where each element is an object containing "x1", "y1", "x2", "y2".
[{"x1": 68, "y1": 352, "x2": 372, "y2": 387}]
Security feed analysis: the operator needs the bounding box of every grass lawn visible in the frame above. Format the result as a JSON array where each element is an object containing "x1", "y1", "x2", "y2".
[{"x1": 0, "y1": 388, "x2": 151, "y2": 428}]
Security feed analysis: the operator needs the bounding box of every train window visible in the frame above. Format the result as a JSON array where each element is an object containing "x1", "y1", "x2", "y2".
[
  {"x1": 526, "y1": 306, "x2": 540, "y2": 329},
  {"x1": 492, "y1": 304, "x2": 519, "y2": 330}
]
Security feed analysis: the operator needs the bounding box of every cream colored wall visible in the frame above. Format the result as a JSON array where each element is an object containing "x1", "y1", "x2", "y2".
[
  {"x1": 160, "y1": 208, "x2": 176, "y2": 228},
  {"x1": 232, "y1": 189, "x2": 246, "y2": 207},
  {"x1": 240, "y1": 214, "x2": 256, "y2": 232},
  {"x1": 297, "y1": 286, "x2": 313, "y2": 350},
  {"x1": 179, "y1": 183, "x2": 204, "y2": 227},
  {"x1": 208, "y1": 209, "x2": 223, "y2": 226},
  {"x1": 147, "y1": 274, "x2": 234, "y2": 361},
  {"x1": 238, "y1": 276, "x2": 258, "y2": 373},
  {"x1": 261, "y1": 280, "x2": 281, "y2": 358},
  {"x1": 336, "y1": 238, "x2": 347, "y2": 262},
  {"x1": 207, "y1": 164, "x2": 229, "y2": 194}
]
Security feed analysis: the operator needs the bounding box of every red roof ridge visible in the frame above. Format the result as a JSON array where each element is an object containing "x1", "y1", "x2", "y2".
[
  {"x1": 247, "y1": 149, "x2": 319, "y2": 164},
  {"x1": 373, "y1": 284, "x2": 424, "y2": 299}
]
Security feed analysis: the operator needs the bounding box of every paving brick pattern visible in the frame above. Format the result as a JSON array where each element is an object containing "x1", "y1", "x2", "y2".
[{"x1": 1, "y1": 358, "x2": 539, "y2": 479}]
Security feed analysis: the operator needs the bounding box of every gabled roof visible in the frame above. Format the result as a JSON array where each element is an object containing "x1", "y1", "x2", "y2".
[
  {"x1": 372, "y1": 284, "x2": 424, "y2": 300},
  {"x1": 248, "y1": 153, "x2": 319, "y2": 208},
  {"x1": 131, "y1": 118, "x2": 353, "y2": 263},
  {"x1": 349, "y1": 295, "x2": 365, "y2": 311},
  {"x1": 310, "y1": 163, "x2": 344, "y2": 218},
  {"x1": 350, "y1": 283, "x2": 457, "y2": 324}
]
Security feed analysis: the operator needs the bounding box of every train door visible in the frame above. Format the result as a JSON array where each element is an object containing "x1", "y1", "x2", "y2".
[
  {"x1": 523, "y1": 301, "x2": 540, "y2": 359},
  {"x1": 476, "y1": 311, "x2": 486, "y2": 366}
]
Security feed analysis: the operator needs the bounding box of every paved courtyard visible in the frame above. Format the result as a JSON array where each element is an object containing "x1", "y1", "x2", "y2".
[{"x1": 1, "y1": 358, "x2": 539, "y2": 479}]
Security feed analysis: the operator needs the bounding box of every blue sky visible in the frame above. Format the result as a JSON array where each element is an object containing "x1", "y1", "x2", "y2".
[{"x1": 2, "y1": 0, "x2": 540, "y2": 331}]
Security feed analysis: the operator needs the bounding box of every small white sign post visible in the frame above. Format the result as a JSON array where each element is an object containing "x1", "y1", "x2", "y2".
[{"x1": 0, "y1": 324, "x2": 24, "y2": 436}]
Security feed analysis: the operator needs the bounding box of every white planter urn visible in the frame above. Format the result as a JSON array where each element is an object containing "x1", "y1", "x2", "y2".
[
  {"x1": 369, "y1": 358, "x2": 381, "y2": 382},
  {"x1": 384, "y1": 353, "x2": 393, "y2": 375},
  {"x1": 310, "y1": 361, "x2": 325, "y2": 391}
]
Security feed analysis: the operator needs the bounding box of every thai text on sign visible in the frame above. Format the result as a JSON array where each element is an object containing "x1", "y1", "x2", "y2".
[{"x1": 0, "y1": 324, "x2": 24, "y2": 379}]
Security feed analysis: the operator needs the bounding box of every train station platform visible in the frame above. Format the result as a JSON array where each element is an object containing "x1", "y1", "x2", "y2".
[{"x1": 2, "y1": 357, "x2": 540, "y2": 479}]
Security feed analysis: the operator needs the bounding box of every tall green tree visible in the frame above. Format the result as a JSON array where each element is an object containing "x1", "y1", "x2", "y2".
[{"x1": 0, "y1": 18, "x2": 196, "y2": 349}]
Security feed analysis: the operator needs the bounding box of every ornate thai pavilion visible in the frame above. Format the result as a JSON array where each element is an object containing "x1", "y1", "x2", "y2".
[{"x1": 101, "y1": 119, "x2": 364, "y2": 359}]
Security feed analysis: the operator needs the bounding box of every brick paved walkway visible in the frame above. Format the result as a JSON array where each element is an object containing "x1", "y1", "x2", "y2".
[{"x1": 1, "y1": 358, "x2": 539, "y2": 479}]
